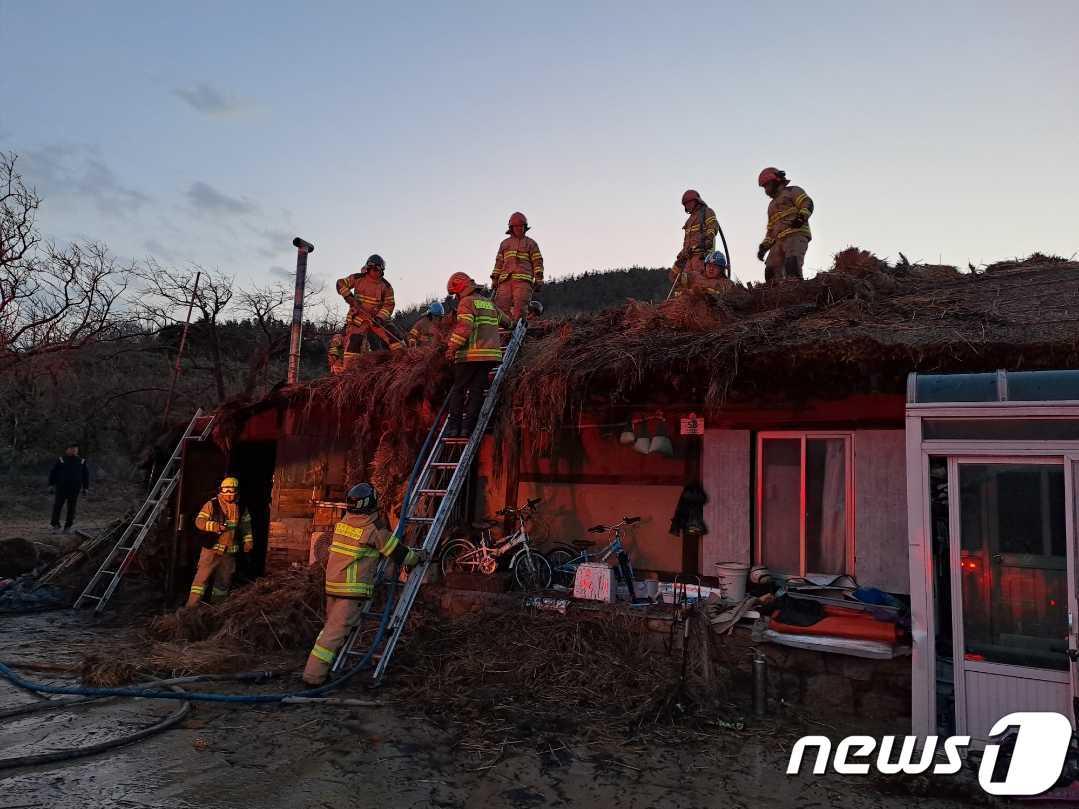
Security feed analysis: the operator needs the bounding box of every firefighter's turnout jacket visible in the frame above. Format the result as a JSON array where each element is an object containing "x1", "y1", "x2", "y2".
[
  {"x1": 194, "y1": 496, "x2": 253, "y2": 554},
  {"x1": 674, "y1": 205, "x2": 719, "y2": 271},
  {"x1": 336, "y1": 271, "x2": 395, "y2": 325},
  {"x1": 323, "y1": 512, "x2": 416, "y2": 600},
  {"x1": 491, "y1": 236, "x2": 544, "y2": 287},
  {"x1": 407, "y1": 315, "x2": 440, "y2": 346},
  {"x1": 447, "y1": 291, "x2": 511, "y2": 363},
  {"x1": 761, "y1": 185, "x2": 813, "y2": 251}
]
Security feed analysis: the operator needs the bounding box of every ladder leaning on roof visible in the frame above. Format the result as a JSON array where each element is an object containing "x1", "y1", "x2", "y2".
[
  {"x1": 332, "y1": 318, "x2": 528, "y2": 683},
  {"x1": 74, "y1": 409, "x2": 216, "y2": 613}
]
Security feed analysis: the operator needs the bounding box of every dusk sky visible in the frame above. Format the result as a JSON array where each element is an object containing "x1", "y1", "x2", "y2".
[{"x1": 2, "y1": 1, "x2": 1076, "y2": 313}]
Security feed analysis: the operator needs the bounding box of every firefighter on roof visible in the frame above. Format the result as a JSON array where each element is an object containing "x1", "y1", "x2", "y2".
[
  {"x1": 407, "y1": 301, "x2": 445, "y2": 347},
  {"x1": 491, "y1": 212, "x2": 543, "y2": 321},
  {"x1": 336, "y1": 254, "x2": 396, "y2": 361},
  {"x1": 756, "y1": 167, "x2": 814, "y2": 281},
  {"x1": 672, "y1": 189, "x2": 719, "y2": 283}
]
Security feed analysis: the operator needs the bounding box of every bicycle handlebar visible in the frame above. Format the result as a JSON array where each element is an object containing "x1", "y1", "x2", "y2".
[
  {"x1": 587, "y1": 516, "x2": 641, "y2": 534},
  {"x1": 495, "y1": 498, "x2": 542, "y2": 518}
]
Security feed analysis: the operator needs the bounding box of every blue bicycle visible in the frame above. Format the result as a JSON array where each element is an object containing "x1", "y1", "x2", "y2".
[{"x1": 545, "y1": 516, "x2": 640, "y2": 591}]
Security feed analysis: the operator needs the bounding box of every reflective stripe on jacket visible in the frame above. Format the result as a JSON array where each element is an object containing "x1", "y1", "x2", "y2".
[
  {"x1": 761, "y1": 185, "x2": 813, "y2": 249},
  {"x1": 492, "y1": 236, "x2": 543, "y2": 285},
  {"x1": 675, "y1": 205, "x2": 718, "y2": 270},
  {"x1": 407, "y1": 316, "x2": 439, "y2": 346},
  {"x1": 448, "y1": 292, "x2": 510, "y2": 363},
  {"x1": 194, "y1": 497, "x2": 252, "y2": 553},
  {"x1": 336, "y1": 272, "x2": 395, "y2": 322},
  {"x1": 324, "y1": 513, "x2": 404, "y2": 598}
]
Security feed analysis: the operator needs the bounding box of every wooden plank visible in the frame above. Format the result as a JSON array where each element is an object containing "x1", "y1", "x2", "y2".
[
  {"x1": 854, "y1": 430, "x2": 909, "y2": 593},
  {"x1": 701, "y1": 430, "x2": 751, "y2": 571},
  {"x1": 274, "y1": 487, "x2": 315, "y2": 518}
]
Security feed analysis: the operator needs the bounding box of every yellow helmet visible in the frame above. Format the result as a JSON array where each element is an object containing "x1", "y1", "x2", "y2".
[{"x1": 219, "y1": 477, "x2": 240, "y2": 491}]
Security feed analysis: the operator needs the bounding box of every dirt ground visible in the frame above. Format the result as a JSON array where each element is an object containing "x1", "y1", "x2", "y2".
[
  {"x1": 0, "y1": 611, "x2": 990, "y2": 809},
  {"x1": 0, "y1": 474, "x2": 139, "y2": 552}
]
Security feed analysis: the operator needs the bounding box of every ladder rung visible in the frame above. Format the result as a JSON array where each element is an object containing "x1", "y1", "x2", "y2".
[
  {"x1": 429, "y1": 462, "x2": 458, "y2": 469},
  {"x1": 407, "y1": 516, "x2": 434, "y2": 524},
  {"x1": 79, "y1": 594, "x2": 102, "y2": 601},
  {"x1": 418, "y1": 489, "x2": 447, "y2": 496},
  {"x1": 100, "y1": 570, "x2": 118, "y2": 577},
  {"x1": 116, "y1": 546, "x2": 134, "y2": 552},
  {"x1": 441, "y1": 437, "x2": 468, "y2": 444}
]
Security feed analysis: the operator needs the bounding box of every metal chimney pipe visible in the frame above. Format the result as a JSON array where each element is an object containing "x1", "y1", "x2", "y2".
[{"x1": 287, "y1": 237, "x2": 315, "y2": 384}]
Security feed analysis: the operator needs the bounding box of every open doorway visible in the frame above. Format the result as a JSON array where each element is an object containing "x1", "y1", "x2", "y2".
[
  {"x1": 171, "y1": 439, "x2": 227, "y2": 605},
  {"x1": 231, "y1": 441, "x2": 276, "y2": 582}
]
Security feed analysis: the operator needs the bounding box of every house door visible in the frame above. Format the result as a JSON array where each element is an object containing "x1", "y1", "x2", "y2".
[{"x1": 948, "y1": 457, "x2": 1077, "y2": 740}]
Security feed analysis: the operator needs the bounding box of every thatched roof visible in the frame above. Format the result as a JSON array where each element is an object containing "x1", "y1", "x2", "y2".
[
  {"x1": 214, "y1": 249, "x2": 1079, "y2": 501},
  {"x1": 505, "y1": 249, "x2": 1079, "y2": 436}
]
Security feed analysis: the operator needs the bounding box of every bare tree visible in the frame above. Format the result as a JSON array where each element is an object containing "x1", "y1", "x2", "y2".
[
  {"x1": 137, "y1": 261, "x2": 234, "y2": 403},
  {"x1": 0, "y1": 152, "x2": 132, "y2": 375},
  {"x1": 234, "y1": 276, "x2": 325, "y2": 395}
]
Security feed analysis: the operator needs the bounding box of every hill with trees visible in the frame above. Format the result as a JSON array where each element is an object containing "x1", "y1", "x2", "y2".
[{"x1": 0, "y1": 151, "x2": 668, "y2": 476}]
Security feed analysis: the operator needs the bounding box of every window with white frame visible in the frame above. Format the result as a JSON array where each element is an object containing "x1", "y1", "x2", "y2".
[{"x1": 756, "y1": 432, "x2": 853, "y2": 577}]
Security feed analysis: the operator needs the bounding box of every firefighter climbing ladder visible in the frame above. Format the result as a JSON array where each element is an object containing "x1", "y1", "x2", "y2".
[
  {"x1": 74, "y1": 409, "x2": 216, "y2": 613},
  {"x1": 333, "y1": 318, "x2": 528, "y2": 682}
]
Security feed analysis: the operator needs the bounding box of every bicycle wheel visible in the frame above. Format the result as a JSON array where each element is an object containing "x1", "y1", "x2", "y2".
[
  {"x1": 513, "y1": 549, "x2": 551, "y2": 591},
  {"x1": 440, "y1": 538, "x2": 478, "y2": 577},
  {"x1": 545, "y1": 548, "x2": 577, "y2": 590}
]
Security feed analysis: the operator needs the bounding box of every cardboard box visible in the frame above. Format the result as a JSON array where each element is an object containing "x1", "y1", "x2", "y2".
[{"x1": 573, "y1": 562, "x2": 615, "y2": 603}]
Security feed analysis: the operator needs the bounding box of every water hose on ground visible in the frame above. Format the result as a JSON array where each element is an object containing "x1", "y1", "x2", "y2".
[
  {"x1": 0, "y1": 680, "x2": 191, "y2": 771},
  {"x1": 0, "y1": 671, "x2": 283, "y2": 721},
  {"x1": 0, "y1": 577, "x2": 396, "y2": 706}
]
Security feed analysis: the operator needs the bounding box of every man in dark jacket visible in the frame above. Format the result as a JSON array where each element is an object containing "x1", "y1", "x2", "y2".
[{"x1": 49, "y1": 443, "x2": 89, "y2": 532}]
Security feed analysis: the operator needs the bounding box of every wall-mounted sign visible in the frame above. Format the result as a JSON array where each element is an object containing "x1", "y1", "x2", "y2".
[{"x1": 680, "y1": 413, "x2": 705, "y2": 436}]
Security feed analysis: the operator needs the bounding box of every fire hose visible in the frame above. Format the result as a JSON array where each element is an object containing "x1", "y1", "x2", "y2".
[
  {"x1": 0, "y1": 577, "x2": 393, "y2": 705},
  {"x1": 0, "y1": 580, "x2": 396, "y2": 769}
]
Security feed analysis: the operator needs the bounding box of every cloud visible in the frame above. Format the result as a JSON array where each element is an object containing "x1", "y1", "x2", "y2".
[
  {"x1": 172, "y1": 82, "x2": 251, "y2": 117},
  {"x1": 186, "y1": 181, "x2": 257, "y2": 216},
  {"x1": 268, "y1": 265, "x2": 292, "y2": 281},
  {"x1": 22, "y1": 143, "x2": 151, "y2": 217},
  {"x1": 143, "y1": 239, "x2": 178, "y2": 261},
  {"x1": 254, "y1": 228, "x2": 294, "y2": 259}
]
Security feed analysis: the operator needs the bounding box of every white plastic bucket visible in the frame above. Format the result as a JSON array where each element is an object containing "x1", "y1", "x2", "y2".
[{"x1": 714, "y1": 562, "x2": 750, "y2": 601}]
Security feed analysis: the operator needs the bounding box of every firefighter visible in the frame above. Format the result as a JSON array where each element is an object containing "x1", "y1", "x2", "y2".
[
  {"x1": 673, "y1": 189, "x2": 719, "y2": 282},
  {"x1": 336, "y1": 254, "x2": 396, "y2": 362},
  {"x1": 695, "y1": 251, "x2": 734, "y2": 295},
  {"x1": 187, "y1": 477, "x2": 253, "y2": 607},
  {"x1": 491, "y1": 212, "x2": 543, "y2": 321},
  {"x1": 48, "y1": 443, "x2": 89, "y2": 533},
  {"x1": 756, "y1": 167, "x2": 813, "y2": 282},
  {"x1": 327, "y1": 333, "x2": 345, "y2": 375},
  {"x1": 444, "y1": 272, "x2": 511, "y2": 439},
  {"x1": 406, "y1": 302, "x2": 445, "y2": 346},
  {"x1": 302, "y1": 482, "x2": 425, "y2": 686}
]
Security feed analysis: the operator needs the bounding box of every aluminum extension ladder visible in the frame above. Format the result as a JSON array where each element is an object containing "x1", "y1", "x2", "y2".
[
  {"x1": 332, "y1": 318, "x2": 528, "y2": 682},
  {"x1": 74, "y1": 409, "x2": 215, "y2": 613}
]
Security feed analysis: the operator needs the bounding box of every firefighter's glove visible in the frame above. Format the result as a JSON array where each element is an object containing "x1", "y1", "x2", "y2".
[
  {"x1": 403, "y1": 547, "x2": 427, "y2": 568},
  {"x1": 243, "y1": 539, "x2": 254, "y2": 553},
  {"x1": 444, "y1": 347, "x2": 457, "y2": 363},
  {"x1": 757, "y1": 244, "x2": 768, "y2": 262}
]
